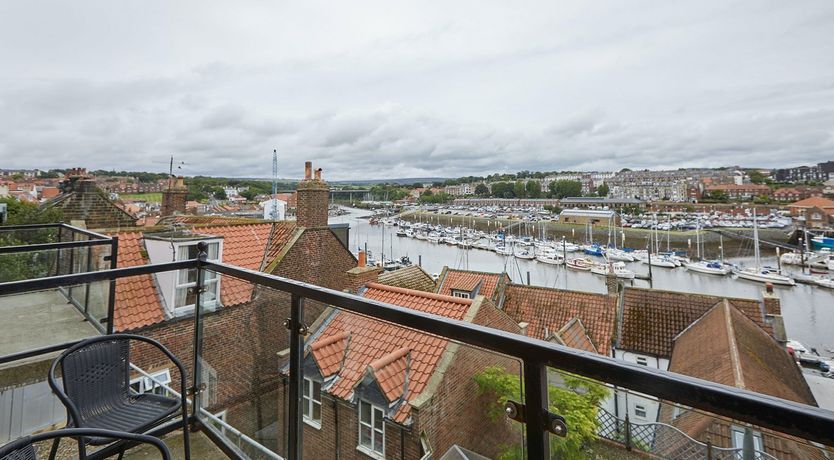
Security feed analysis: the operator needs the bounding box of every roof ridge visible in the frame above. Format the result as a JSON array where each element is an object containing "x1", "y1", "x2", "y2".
[
  {"x1": 624, "y1": 285, "x2": 758, "y2": 304},
  {"x1": 365, "y1": 282, "x2": 473, "y2": 305},
  {"x1": 369, "y1": 347, "x2": 410, "y2": 371},
  {"x1": 723, "y1": 300, "x2": 746, "y2": 389},
  {"x1": 311, "y1": 331, "x2": 350, "y2": 351},
  {"x1": 507, "y1": 282, "x2": 611, "y2": 297}
]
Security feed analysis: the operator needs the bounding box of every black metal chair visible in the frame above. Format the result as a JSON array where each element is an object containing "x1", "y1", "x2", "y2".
[
  {"x1": 48, "y1": 334, "x2": 190, "y2": 460},
  {"x1": 0, "y1": 428, "x2": 171, "y2": 460}
]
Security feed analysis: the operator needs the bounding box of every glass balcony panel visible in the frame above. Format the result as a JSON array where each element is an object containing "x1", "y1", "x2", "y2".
[{"x1": 304, "y1": 299, "x2": 525, "y2": 460}]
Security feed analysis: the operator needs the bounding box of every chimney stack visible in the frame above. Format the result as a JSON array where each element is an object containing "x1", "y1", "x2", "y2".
[
  {"x1": 295, "y1": 161, "x2": 329, "y2": 228},
  {"x1": 358, "y1": 250, "x2": 367, "y2": 268},
  {"x1": 161, "y1": 175, "x2": 188, "y2": 216}
]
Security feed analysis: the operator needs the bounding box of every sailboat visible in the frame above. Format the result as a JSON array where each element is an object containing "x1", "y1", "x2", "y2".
[
  {"x1": 590, "y1": 260, "x2": 636, "y2": 279},
  {"x1": 733, "y1": 211, "x2": 795, "y2": 286},
  {"x1": 684, "y1": 219, "x2": 730, "y2": 275}
]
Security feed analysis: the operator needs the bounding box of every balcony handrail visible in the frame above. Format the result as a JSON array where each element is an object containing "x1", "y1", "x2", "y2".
[
  {"x1": 0, "y1": 238, "x2": 115, "y2": 255},
  {"x1": 1, "y1": 259, "x2": 833, "y2": 450},
  {"x1": 0, "y1": 222, "x2": 112, "y2": 240}
]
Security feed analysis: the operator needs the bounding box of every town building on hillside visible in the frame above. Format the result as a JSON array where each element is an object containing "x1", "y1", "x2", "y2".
[
  {"x1": 704, "y1": 183, "x2": 772, "y2": 201},
  {"x1": 774, "y1": 162, "x2": 833, "y2": 183},
  {"x1": 788, "y1": 196, "x2": 834, "y2": 228},
  {"x1": 558, "y1": 208, "x2": 619, "y2": 226}
]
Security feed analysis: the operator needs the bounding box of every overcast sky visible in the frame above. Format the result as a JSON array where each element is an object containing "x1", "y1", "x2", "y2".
[{"x1": 1, "y1": 1, "x2": 833, "y2": 180}]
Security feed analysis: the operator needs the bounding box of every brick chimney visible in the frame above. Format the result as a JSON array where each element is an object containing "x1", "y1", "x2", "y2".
[
  {"x1": 161, "y1": 176, "x2": 188, "y2": 216},
  {"x1": 346, "y1": 250, "x2": 381, "y2": 293},
  {"x1": 762, "y1": 283, "x2": 781, "y2": 316},
  {"x1": 296, "y1": 161, "x2": 329, "y2": 228}
]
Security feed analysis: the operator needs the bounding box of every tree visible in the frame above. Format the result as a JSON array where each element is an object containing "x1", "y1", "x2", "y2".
[
  {"x1": 0, "y1": 197, "x2": 64, "y2": 282},
  {"x1": 707, "y1": 190, "x2": 729, "y2": 202},
  {"x1": 513, "y1": 181, "x2": 527, "y2": 199},
  {"x1": 239, "y1": 189, "x2": 257, "y2": 201},
  {"x1": 526, "y1": 180, "x2": 542, "y2": 198},
  {"x1": 474, "y1": 183, "x2": 490, "y2": 196},
  {"x1": 596, "y1": 183, "x2": 610, "y2": 197},
  {"x1": 474, "y1": 366, "x2": 608, "y2": 460},
  {"x1": 213, "y1": 188, "x2": 227, "y2": 200},
  {"x1": 549, "y1": 180, "x2": 582, "y2": 199},
  {"x1": 748, "y1": 170, "x2": 767, "y2": 184},
  {"x1": 490, "y1": 182, "x2": 513, "y2": 198}
]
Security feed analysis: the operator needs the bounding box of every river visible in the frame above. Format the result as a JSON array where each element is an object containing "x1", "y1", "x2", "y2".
[{"x1": 332, "y1": 207, "x2": 834, "y2": 356}]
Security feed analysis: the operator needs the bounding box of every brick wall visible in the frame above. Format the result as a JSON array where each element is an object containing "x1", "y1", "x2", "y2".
[
  {"x1": 161, "y1": 176, "x2": 188, "y2": 216},
  {"x1": 296, "y1": 162, "x2": 329, "y2": 228}
]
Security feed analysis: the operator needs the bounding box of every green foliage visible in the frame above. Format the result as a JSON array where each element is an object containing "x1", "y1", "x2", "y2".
[
  {"x1": 474, "y1": 183, "x2": 490, "y2": 196},
  {"x1": 419, "y1": 190, "x2": 453, "y2": 203},
  {"x1": 239, "y1": 189, "x2": 257, "y2": 201},
  {"x1": 213, "y1": 188, "x2": 228, "y2": 200},
  {"x1": 752, "y1": 195, "x2": 772, "y2": 204},
  {"x1": 370, "y1": 184, "x2": 408, "y2": 201},
  {"x1": 0, "y1": 197, "x2": 64, "y2": 282},
  {"x1": 526, "y1": 180, "x2": 542, "y2": 198},
  {"x1": 513, "y1": 181, "x2": 527, "y2": 199},
  {"x1": 490, "y1": 182, "x2": 515, "y2": 198},
  {"x1": 473, "y1": 366, "x2": 609, "y2": 460},
  {"x1": 747, "y1": 170, "x2": 767, "y2": 184},
  {"x1": 1, "y1": 197, "x2": 63, "y2": 227},
  {"x1": 549, "y1": 180, "x2": 583, "y2": 199},
  {"x1": 705, "y1": 190, "x2": 729, "y2": 202},
  {"x1": 544, "y1": 204, "x2": 563, "y2": 214},
  {"x1": 596, "y1": 183, "x2": 610, "y2": 197}
]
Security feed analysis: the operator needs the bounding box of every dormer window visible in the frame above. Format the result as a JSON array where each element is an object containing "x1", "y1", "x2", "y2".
[
  {"x1": 451, "y1": 290, "x2": 470, "y2": 299},
  {"x1": 174, "y1": 241, "x2": 220, "y2": 313}
]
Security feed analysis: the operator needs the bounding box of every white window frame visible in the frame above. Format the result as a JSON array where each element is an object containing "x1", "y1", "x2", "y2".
[
  {"x1": 731, "y1": 426, "x2": 764, "y2": 457},
  {"x1": 130, "y1": 369, "x2": 172, "y2": 396},
  {"x1": 174, "y1": 241, "x2": 221, "y2": 314},
  {"x1": 357, "y1": 400, "x2": 385, "y2": 459},
  {"x1": 451, "y1": 290, "x2": 470, "y2": 299},
  {"x1": 634, "y1": 404, "x2": 647, "y2": 419},
  {"x1": 302, "y1": 378, "x2": 322, "y2": 428}
]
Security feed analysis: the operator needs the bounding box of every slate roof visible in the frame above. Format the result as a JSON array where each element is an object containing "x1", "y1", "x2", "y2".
[
  {"x1": 436, "y1": 269, "x2": 508, "y2": 300},
  {"x1": 308, "y1": 282, "x2": 473, "y2": 423},
  {"x1": 618, "y1": 287, "x2": 769, "y2": 357},
  {"x1": 502, "y1": 284, "x2": 617, "y2": 353},
  {"x1": 378, "y1": 266, "x2": 436, "y2": 292}
]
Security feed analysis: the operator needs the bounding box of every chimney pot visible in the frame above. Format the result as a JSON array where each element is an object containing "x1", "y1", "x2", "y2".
[
  {"x1": 765, "y1": 282, "x2": 774, "y2": 294},
  {"x1": 304, "y1": 162, "x2": 312, "y2": 180},
  {"x1": 358, "y1": 250, "x2": 367, "y2": 267},
  {"x1": 315, "y1": 168, "x2": 322, "y2": 181}
]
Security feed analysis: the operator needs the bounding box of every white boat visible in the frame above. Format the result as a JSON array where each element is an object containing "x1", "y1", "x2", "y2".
[
  {"x1": 536, "y1": 253, "x2": 565, "y2": 265},
  {"x1": 590, "y1": 261, "x2": 635, "y2": 279},
  {"x1": 426, "y1": 235, "x2": 441, "y2": 244},
  {"x1": 640, "y1": 255, "x2": 678, "y2": 268},
  {"x1": 684, "y1": 260, "x2": 731, "y2": 276},
  {"x1": 554, "y1": 241, "x2": 580, "y2": 253},
  {"x1": 815, "y1": 278, "x2": 834, "y2": 289},
  {"x1": 566, "y1": 258, "x2": 594, "y2": 271},
  {"x1": 734, "y1": 267, "x2": 796, "y2": 286},
  {"x1": 780, "y1": 252, "x2": 805, "y2": 266},
  {"x1": 734, "y1": 211, "x2": 795, "y2": 286},
  {"x1": 515, "y1": 249, "x2": 535, "y2": 260},
  {"x1": 494, "y1": 245, "x2": 513, "y2": 256},
  {"x1": 606, "y1": 248, "x2": 636, "y2": 262}
]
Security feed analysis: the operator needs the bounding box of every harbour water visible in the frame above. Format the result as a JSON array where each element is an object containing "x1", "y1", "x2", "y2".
[{"x1": 333, "y1": 207, "x2": 834, "y2": 356}]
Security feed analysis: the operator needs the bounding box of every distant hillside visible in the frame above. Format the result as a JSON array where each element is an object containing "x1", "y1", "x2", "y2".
[{"x1": 330, "y1": 178, "x2": 448, "y2": 185}]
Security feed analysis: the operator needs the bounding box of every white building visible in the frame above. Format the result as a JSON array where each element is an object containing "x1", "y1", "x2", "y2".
[{"x1": 260, "y1": 198, "x2": 287, "y2": 220}]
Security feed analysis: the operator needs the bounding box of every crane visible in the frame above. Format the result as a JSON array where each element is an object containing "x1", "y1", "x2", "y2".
[{"x1": 270, "y1": 149, "x2": 279, "y2": 220}]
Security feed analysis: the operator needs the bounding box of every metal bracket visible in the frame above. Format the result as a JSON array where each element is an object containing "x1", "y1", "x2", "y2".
[
  {"x1": 283, "y1": 318, "x2": 309, "y2": 335},
  {"x1": 505, "y1": 400, "x2": 568, "y2": 438},
  {"x1": 187, "y1": 383, "x2": 206, "y2": 396}
]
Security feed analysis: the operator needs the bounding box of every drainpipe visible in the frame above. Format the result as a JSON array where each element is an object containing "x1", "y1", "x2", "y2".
[
  {"x1": 334, "y1": 400, "x2": 340, "y2": 460},
  {"x1": 400, "y1": 426, "x2": 405, "y2": 460}
]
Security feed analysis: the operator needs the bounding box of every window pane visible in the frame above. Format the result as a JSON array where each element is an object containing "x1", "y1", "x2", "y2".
[
  {"x1": 313, "y1": 381, "x2": 321, "y2": 401},
  {"x1": 360, "y1": 401, "x2": 371, "y2": 424},
  {"x1": 303, "y1": 399, "x2": 310, "y2": 417},
  {"x1": 207, "y1": 242, "x2": 219, "y2": 259},
  {"x1": 312, "y1": 401, "x2": 321, "y2": 421},
  {"x1": 374, "y1": 408, "x2": 383, "y2": 431},
  {"x1": 360, "y1": 425, "x2": 371, "y2": 447},
  {"x1": 303, "y1": 379, "x2": 311, "y2": 398},
  {"x1": 374, "y1": 431, "x2": 383, "y2": 453}
]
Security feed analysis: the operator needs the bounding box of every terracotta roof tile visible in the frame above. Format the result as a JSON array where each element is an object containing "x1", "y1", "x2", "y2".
[
  {"x1": 370, "y1": 348, "x2": 410, "y2": 402},
  {"x1": 311, "y1": 332, "x2": 350, "y2": 378},
  {"x1": 377, "y1": 266, "x2": 436, "y2": 292},
  {"x1": 437, "y1": 269, "x2": 507, "y2": 300},
  {"x1": 312, "y1": 283, "x2": 472, "y2": 424},
  {"x1": 553, "y1": 318, "x2": 598, "y2": 354},
  {"x1": 502, "y1": 284, "x2": 616, "y2": 353},
  {"x1": 788, "y1": 197, "x2": 834, "y2": 208},
  {"x1": 619, "y1": 287, "x2": 769, "y2": 358},
  {"x1": 112, "y1": 232, "x2": 165, "y2": 331}
]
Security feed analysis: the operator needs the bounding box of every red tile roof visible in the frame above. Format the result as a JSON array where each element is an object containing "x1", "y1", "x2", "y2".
[
  {"x1": 788, "y1": 197, "x2": 834, "y2": 208},
  {"x1": 553, "y1": 318, "x2": 598, "y2": 354},
  {"x1": 112, "y1": 222, "x2": 296, "y2": 330},
  {"x1": 437, "y1": 269, "x2": 507, "y2": 300},
  {"x1": 311, "y1": 331, "x2": 350, "y2": 378},
  {"x1": 619, "y1": 287, "x2": 769, "y2": 357},
  {"x1": 311, "y1": 283, "x2": 473, "y2": 423},
  {"x1": 113, "y1": 232, "x2": 165, "y2": 331},
  {"x1": 370, "y1": 348, "x2": 410, "y2": 402},
  {"x1": 502, "y1": 284, "x2": 617, "y2": 353}
]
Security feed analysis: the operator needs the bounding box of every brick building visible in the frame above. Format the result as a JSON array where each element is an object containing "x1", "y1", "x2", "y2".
[
  {"x1": 704, "y1": 183, "x2": 772, "y2": 201},
  {"x1": 44, "y1": 175, "x2": 139, "y2": 228}
]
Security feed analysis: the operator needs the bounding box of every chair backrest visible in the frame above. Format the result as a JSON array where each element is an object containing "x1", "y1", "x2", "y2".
[
  {"x1": 60, "y1": 338, "x2": 132, "y2": 424},
  {"x1": 0, "y1": 443, "x2": 34, "y2": 460}
]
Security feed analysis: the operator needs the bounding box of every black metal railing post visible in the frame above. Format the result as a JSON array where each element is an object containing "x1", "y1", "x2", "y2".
[
  {"x1": 83, "y1": 244, "x2": 92, "y2": 315},
  {"x1": 287, "y1": 294, "x2": 305, "y2": 460},
  {"x1": 105, "y1": 236, "x2": 119, "y2": 334},
  {"x1": 192, "y1": 242, "x2": 208, "y2": 419},
  {"x1": 523, "y1": 361, "x2": 549, "y2": 459},
  {"x1": 625, "y1": 414, "x2": 632, "y2": 451}
]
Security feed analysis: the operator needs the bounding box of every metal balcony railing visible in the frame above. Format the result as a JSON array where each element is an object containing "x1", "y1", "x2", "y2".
[{"x1": 0, "y1": 238, "x2": 833, "y2": 459}]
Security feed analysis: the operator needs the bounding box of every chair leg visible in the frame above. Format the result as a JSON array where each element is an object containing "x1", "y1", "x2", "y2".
[
  {"x1": 116, "y1": 445, "x2": 126, "y2": 460},
  {"x1": 182, "y1": 406, "x2": 191, "y2": 460},
  {"x1": 48, "y1": 438, "x2": 60, "y2": 460},
  {"x1": 77, "y1": 437, "x2": 87, "y2": 460}
]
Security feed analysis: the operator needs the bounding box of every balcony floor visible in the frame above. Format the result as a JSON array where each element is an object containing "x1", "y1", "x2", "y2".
[
  {"x1": 0, "y1": 289, "x2": 100, "y2": 365},
  {"x1": 122, "y1": 430, "x2": 228, "y2": 459}
]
